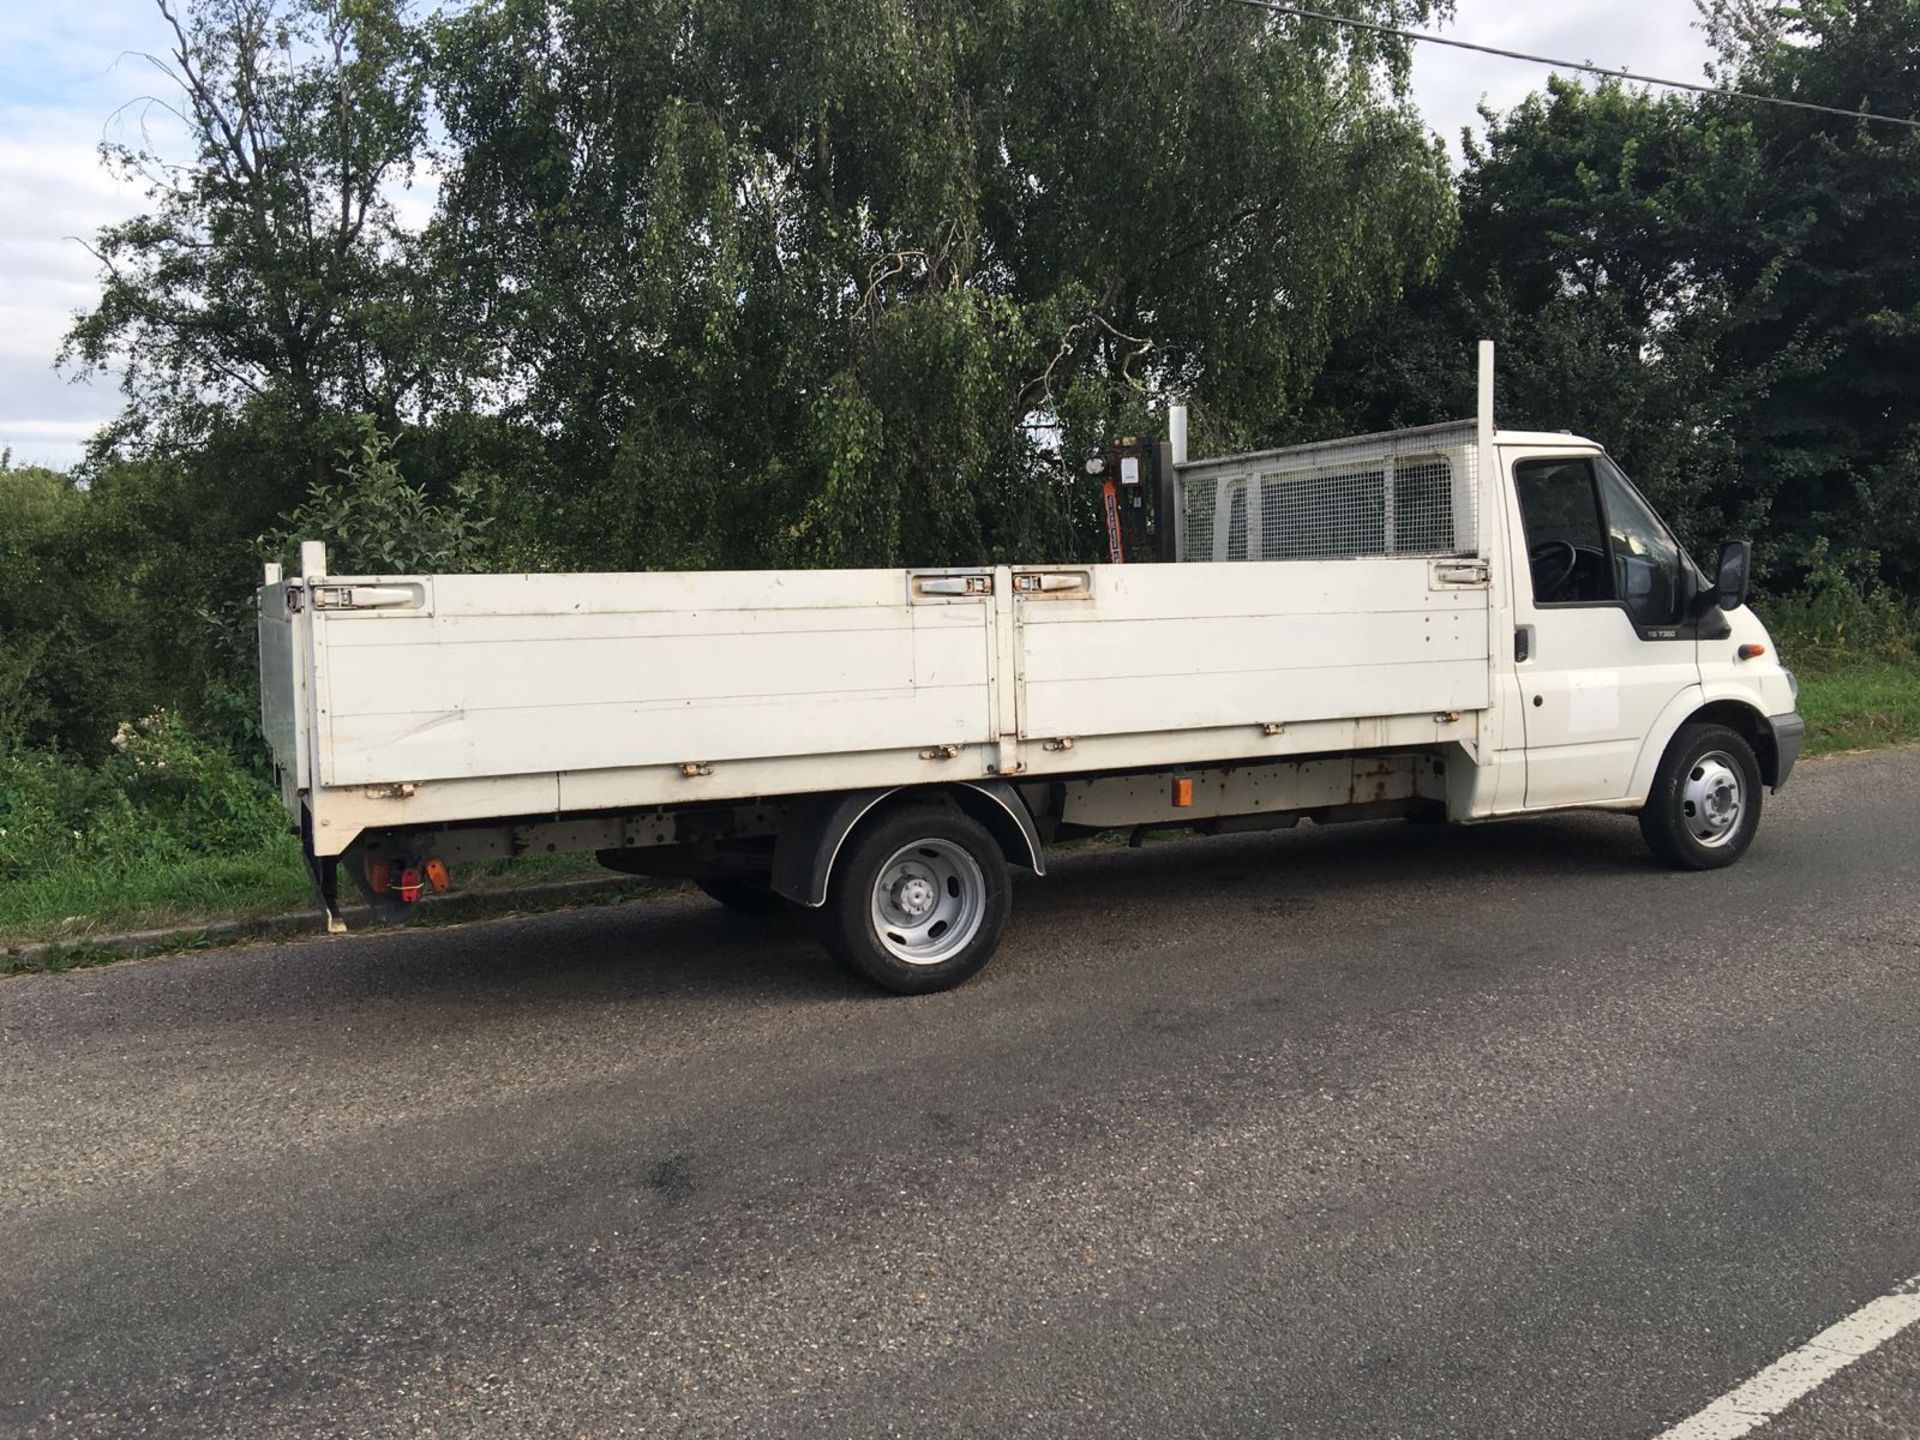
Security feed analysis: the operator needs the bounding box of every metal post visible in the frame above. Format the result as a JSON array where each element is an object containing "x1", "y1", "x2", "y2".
[
  {"x1": 299, "y1": 540, "x2": 328, "y2": 579},
  {"x1": 1476, "y1": 340, "x2": 1495, "y2": 440},
  {"x1": 1154, "y1": 441, "x2": 1179, "y2": 562},
  {"x1": 1474, "y1": 340, "x2": 1496, "y2": 556},
  {"x1": 1169, "y1": 402, "x2": 1189, "y2": 468}
]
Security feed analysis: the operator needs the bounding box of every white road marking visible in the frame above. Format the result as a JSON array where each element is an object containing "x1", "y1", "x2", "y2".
[{"x1": 1656, "y1": 1276, "x2": 1920, "y2": 1439}]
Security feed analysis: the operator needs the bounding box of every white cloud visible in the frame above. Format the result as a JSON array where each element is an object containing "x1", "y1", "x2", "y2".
[
  {"x1": 0, "y1": 0, "x2": 446, "y2": 469},
  {"x1": 1411, "y1": 0, "x2": 1718, "y2": 159},
  {"x1": 0, "y1": 0, "x2": 171, "y2": 110},
  {"x1": 0, "y1": 0, "x2": 169, "y2": 469},
  {"x1": 0, "y1": 417, "x2": 103, "y2": 443},
  {"x1": 0, "y1": 109, "x2": 147, "y2": 468}
]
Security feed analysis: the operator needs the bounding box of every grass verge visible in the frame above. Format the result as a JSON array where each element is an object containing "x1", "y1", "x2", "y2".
[
  {"x1": 1795, "y1": 662, "x2": 1920, "y2": 756},
  {"x1": 0, "y1": 840, "x2": 312, "y2": 943},
  {"x1": 0, "y1": 845, "x2": 614, "y2": 952},
  {"x1": 2, "y1": 870, "x2": 668, "y2": 977}
]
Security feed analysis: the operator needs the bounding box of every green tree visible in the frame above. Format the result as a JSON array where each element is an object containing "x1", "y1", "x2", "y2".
[
  {"x1": 0, "y1": 464, "x2": 184, "y2": 757},
  {"x1": 1315, "y1": 2, "x2": 1920, "y2": 588},
  {"x1": 50, "y1": 0, "x2": 462, "y2": 743},
  {"x1": 429, "y1": 0, "x2": 1457, "y2": 571},
  {"x1": 62, "y1": 0, "x2": 437, "y2": 486},
  {"x1": 263, "y1": 414, "x2": 495, "y2": 576},
  {"x1": 1692, "y1": 0, "x2": 1920, "y2": 587},
  {"x1": 1310, "y1": 78, "x2": 1760, "y2": 550}
]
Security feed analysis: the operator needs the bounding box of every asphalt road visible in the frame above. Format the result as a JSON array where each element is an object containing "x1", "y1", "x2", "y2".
[{"x1": 5, "y1": 748, "x2": 1919, "y2": 1439}]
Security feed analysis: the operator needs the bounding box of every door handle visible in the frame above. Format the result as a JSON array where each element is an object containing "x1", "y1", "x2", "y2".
[{"x1": 1515, "y1": 625, "x2": 1534, "y2": 663}]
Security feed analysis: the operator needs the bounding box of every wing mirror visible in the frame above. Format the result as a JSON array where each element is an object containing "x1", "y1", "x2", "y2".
[{"x1": 1712, "y1": 539, "x2": 1752, "y2": 612}]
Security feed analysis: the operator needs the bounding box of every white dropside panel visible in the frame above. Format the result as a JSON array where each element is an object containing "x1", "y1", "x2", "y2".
[
  {"x1": 1015, "y1": 560, "x2": 1490, "y2": 741},
  {"x1": 312, "y1": 569, "x2": 994, "y2": 788},
  {"x1": 256, "y1": 581, "x2": 309, "y2": 800}
]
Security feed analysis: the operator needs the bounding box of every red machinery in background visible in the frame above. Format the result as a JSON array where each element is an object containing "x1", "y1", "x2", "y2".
[{"x1": 1089, "y1": 433, "x2": 1178, "y2": 564}]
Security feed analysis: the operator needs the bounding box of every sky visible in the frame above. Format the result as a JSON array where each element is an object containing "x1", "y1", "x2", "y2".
[{"x1": 0, "y1": 0, "x2": 1720, "y2": 473}]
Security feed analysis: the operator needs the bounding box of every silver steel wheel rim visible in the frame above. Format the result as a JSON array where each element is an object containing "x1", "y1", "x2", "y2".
[
  {"x1": 869, "y1": 838, "x2": 987, "y2": 966},
  {"x1": 1682, "y1": 751, "x2": 1744, "y2": 847}
]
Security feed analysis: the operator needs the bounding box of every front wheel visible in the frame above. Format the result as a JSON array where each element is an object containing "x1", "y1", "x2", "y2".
[
  {"x1": 1639, "y1": 722, "x2": 1763, "y2": 870},
  {"x1": 817, "y1": 803, "x2": 1011, "y2": 994}
]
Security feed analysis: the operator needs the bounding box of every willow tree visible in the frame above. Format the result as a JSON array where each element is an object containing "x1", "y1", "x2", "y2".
[{"x1": 429, "y1": 0, "x2": 1457, "y2": 570}]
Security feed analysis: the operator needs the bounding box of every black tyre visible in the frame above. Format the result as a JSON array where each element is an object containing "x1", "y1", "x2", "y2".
[
  {"x1": 696, "y1": 878, "x2": 791, "y2": 918},
  {"x1": 1639, "y1": 722, "x2": 1763, "y2": 870},
  {"x1": 817, "y1": 803, "x2": 1011, "y2": 995}
]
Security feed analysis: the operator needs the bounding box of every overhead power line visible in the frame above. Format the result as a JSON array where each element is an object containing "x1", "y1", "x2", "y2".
[{"x1": 1230, "y1": 0, "x2": 1920, "y2": 132}]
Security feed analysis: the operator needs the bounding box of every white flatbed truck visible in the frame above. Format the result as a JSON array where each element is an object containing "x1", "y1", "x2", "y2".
[{"x1": 258, "y1": 345, "x2": 1803, "y2": 992}]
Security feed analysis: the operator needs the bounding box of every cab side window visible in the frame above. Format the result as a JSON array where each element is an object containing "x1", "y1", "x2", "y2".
[
  {"x1": 1594, "y1": 458, "x2": 1685, "y2": 628},
  {"x1": 1514, "y1": 459, "x2": 1615, "y2": 605}
]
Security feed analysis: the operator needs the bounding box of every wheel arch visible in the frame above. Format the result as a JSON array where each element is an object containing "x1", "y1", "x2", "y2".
[
  {"x1": 1628, "y1": 686, "x2": 1782, "y2": 803},
  {"x1": 1689, "y1": 700, "x2": 1781, "y2": 787},
  {"x1": 769, "y1": 782, "x2": 1045, "y2": 907}
]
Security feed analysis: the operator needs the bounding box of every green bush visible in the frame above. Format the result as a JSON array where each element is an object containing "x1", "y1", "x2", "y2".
[
  {"x1": 0, "y1": 714, "x2": 288, "y2": 885},
  {"x1": 1759, "y1": 540, "x2": 1920, "y2": 673},
  {"x1": 262, "y1": 416, "x2": 495, "y2": 577}
]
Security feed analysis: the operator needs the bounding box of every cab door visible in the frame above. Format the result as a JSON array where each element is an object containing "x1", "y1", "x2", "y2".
[{"x1": 1506, "y1": 450, "x2": 1700, "y2": 808}]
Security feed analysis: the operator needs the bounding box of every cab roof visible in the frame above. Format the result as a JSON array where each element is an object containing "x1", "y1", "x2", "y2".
[{"x1": 1494, "y1": 430, "x2": 1602, "y2": 451}]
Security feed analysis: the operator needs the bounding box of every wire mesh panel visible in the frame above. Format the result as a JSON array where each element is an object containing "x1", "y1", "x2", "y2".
[
  {"x1": 1259, "y1": 466, "x2": 1388, "y2": 560},
  {"x1": 1223, "y1": 485, "x2": 1249, "y2": 562},
  {"x1": 1184, "y1": 475, "x2": 1218, "y2": 562},
  {"x1": 1177, "y1": 422, "x2": 1479, "y2": 563},
  {"x1": 1392, "y1": 455, "x2": 1457, "y2": 555}
]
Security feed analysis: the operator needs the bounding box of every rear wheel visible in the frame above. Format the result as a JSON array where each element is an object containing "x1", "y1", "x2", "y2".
[
  {"x1": 818, "y1": 804, "x2": 1011, "y2": 994},
  {"x1": 1639, "y1": 722, "x2": 1762, "y2": 870}
]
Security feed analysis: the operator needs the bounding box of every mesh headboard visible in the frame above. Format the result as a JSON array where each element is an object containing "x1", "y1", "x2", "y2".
[{"x1": 1178, "y1": 422, "x2": 1479, "y2": 563}]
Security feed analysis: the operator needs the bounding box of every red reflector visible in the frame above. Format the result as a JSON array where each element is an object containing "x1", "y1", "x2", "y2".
[
  {"x1": 1172, "y1": 777, "x2": 1194, "y2": 807},
  {"x1": 1738, "y1": 643, "x2": 1766, "y2": 660},
  {"x1": 398, "y1": 867, "x2": 423, "y2": 903}
]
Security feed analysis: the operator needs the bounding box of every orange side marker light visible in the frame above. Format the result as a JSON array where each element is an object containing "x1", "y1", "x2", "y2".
[
  {"x1": 367, "y1": 858, "x2": 392, "y2": 894},
  {"x1": 1172, "y1": 777, "x2": 1195, "y2": 807},
  {"x1": 1738, "y1": 643, "x2": 1767, "y2": 660},
  {"x1": 423, "y1": 857, "x2": 450, "y2": 893}
]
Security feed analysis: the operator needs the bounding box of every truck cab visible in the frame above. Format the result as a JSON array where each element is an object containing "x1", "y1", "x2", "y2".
[{"x1": 1490, "y1": 433, "x2": 1801, "y2": 825}]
